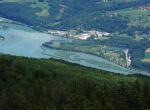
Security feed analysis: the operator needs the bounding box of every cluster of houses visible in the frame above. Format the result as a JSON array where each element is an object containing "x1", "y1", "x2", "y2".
[
  {"x1": 75, "y1": 31, "x2": 110, "y2": 40},
  {"x1": 47, "y1": 29, "x2": 110, "y2": 40},
  {"x1": 0, "y1": 17, "x2": 7, "y2": 22},
  {"x1": 139, "y1": 6, "x2": 150, "y2": 10}
]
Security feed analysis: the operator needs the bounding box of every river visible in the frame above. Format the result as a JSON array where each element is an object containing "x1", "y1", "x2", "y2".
[{"x1": 0, "y1": 22, "x2": 139, "y2": 74}]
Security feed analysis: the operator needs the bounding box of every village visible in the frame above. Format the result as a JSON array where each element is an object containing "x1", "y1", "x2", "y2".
[
  {"x1": 47, "y1": 29, "x2": 111, "y2": 40},
  {"x1": 0, "y1": 17, "x2": 12, "y2": 23}
]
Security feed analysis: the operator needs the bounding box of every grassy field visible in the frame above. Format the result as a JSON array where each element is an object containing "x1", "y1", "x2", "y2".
[
  {"x1": 43, "y1": 40, "x2": 126, "y2": 67},
  {"x1": 31, "y1": 1, "x2": 49, "y2": 17},
  {"x1": 113, "y1": 8, "x2": 150, "y2": 27},
  {"x1": 142, "y1": 48, "x2": 150, "y2": 62}
]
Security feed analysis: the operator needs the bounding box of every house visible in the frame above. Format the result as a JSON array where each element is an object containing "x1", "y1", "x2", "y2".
[{"x1": 139, "y1": 6, "x2": 150, "y2": 10}]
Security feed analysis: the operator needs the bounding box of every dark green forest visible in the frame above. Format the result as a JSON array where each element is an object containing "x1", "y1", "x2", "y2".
[{"x1": 0, "y1": 55, "x2": 149, "y2": 110}]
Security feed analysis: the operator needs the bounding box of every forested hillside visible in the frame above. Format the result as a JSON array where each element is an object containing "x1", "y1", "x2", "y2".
[
  {"x1": 0, "y1": 0, "x2": 150, "y2": 32},
  {"x1": 0, "y1": 55, "x2": 149, "y2": 110}
]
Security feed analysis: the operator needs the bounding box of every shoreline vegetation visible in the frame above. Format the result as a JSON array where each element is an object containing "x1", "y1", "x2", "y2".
[{"x1": 42, "y1": 42, "x2": 127, "y2": 67}]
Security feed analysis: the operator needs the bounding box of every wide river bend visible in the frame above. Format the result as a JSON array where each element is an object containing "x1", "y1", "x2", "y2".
[{"x1": 0, "y1": 22, "x2": 146, "y2": 75}]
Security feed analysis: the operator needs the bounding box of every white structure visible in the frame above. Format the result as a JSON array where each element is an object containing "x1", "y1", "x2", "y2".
[
  {"x1": 77, "y1": 33, "x2": 91, "y2": 40},
  {"x1": 124, "y1": 49, "x2": 132, "y2": 68},
  {"x1": 87, "y1": 31, "x2": 110, "y2": 37},
  {"x1": 76, "y1": 31, "x2": 110, "y2": 40},
  {"x1": 47, "y1": 29, "x2": 110, "y2": 40}
]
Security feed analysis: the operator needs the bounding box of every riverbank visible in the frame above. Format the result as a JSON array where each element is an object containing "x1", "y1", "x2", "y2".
[
  {"x1": 42, "y1": 39, "x2": 127, "y2": 66},
  {"x1": 0, "y1": 19, "x2": 148, "y2": 75}
]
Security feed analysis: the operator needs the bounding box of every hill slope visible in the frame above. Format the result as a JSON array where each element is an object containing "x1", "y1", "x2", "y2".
[
  {"x1": 0, "y1": 0, "x2": 150, "y2": 32},
  {"x1": 0, "y1": 55, "x2": 149, "y2": 110}
]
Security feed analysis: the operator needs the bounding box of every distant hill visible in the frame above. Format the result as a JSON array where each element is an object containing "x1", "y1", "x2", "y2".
[
  {"x1": 0, "y1": 0, "x2": 150, "y2": 32},
  {"x1": 0, "y1": 55, "x2": 149, "y2": 110}
]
